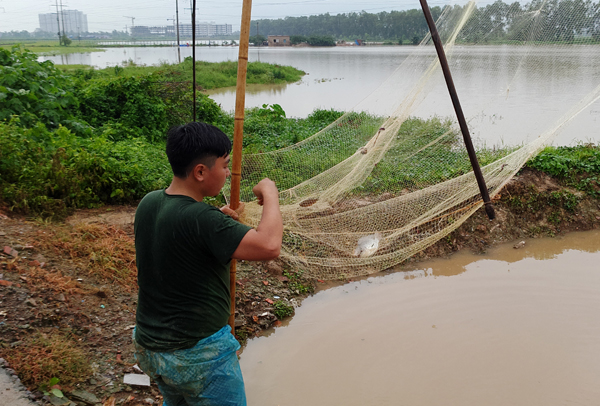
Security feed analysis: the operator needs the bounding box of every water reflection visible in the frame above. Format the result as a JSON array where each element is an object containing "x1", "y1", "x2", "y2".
[
  {"x1": 391, "y1": 229, "x2": 600, "y2": 279},
  {"x1": 207, "y1": 82, "x2": 289, "y2": 98}
]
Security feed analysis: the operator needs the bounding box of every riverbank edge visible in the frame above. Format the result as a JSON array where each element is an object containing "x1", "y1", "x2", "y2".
[
  {"x1": 233, "y1": 166, "x2": 600, "y2": 341},
  {"x1": 0, "y1": 166, "x2": 598, "y2": 405}
]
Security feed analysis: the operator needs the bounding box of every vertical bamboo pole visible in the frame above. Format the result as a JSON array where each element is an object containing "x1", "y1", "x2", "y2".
[
  {"x1": 419, "y1": 0, "x2": 495, "y2": 220},
  {"x1": 229, "y1": 0, "x2": 253, "y2": 333}
]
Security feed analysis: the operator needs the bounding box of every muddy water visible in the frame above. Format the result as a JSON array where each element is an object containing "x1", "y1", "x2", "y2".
[
  {"x1": 240, "y1": 230, "x2": 600, "y2": 406},
  {"x1": 40, "y1": 46, "x2": 600, "y2": 146}
]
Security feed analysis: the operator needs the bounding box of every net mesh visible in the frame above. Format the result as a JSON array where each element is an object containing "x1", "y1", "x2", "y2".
[{"x1": 225, "y1": 0, "x2": 600, "y2": 279}]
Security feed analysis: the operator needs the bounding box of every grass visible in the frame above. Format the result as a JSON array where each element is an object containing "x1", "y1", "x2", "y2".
[
  {"x1": 0, "y1": 332, "x2": 93, "y2": 389},
  {"x1": 357, "y1": 116, "x2": 518, "y2": 196},
  {"x1": 35, "y1": 223, "x2": 138, "y2": 291},
  {"x1": 61, "y1": 58, "x2": 305, "y2": 90},
  {"x1": 0, "y1": 40, "x2": 103, "y2": 55}
]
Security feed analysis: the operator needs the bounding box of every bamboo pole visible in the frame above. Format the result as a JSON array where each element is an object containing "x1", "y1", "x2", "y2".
[
  {"x1": 419, "y1": 0, "x2": 496, "y2": 220},
  {"x1": 229, "y1": 0, "x2": 253, "y2": 333}
]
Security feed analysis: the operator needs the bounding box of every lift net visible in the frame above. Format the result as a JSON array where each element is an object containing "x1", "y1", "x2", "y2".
[{"x1": 225, "y1": 0, "x2": 600, "y2": 279}]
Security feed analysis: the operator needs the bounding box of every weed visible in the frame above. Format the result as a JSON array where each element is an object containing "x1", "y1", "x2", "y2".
[
  {"x1": 39, "y1": 377, "x2": 64, "y2": 399},
  {"x1": 273, "y1": 300, "x2": 295, "y2": 320},
  {"x1": 283, "y1": 270, "x2": 314, "y2": 295},
  {"x1": 548, "y1": 211, "x2": 562, "y2": 224},
  {"x1": 35, "y1": 223, "x2": 137, "y2": 290},
  {"x1": 528, "y1": 145, "x2": 600, "y2": 198},
  {"x1": 0, "y1": 332, "x2": 92, "y2": 389}
]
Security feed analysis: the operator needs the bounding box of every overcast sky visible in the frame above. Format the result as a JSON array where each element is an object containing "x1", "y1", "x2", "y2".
[{"x1": 1, "y1": 0, "x2": 484, "y2": 33}]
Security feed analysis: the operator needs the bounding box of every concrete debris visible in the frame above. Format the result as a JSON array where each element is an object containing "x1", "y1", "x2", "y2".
[
  {"x1": 123, "y1": 373, "x2": 151, "y2": 387},
  {"x1": 69, "y1": 389, "x2": 100, "y2": 405}
]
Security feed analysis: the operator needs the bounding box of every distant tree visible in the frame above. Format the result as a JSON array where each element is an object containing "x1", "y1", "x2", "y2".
[
  {"x1": 307, "y1": 35, "x2": 336, "y2": 46},
  {"x1": 249, "y1": 34, "x2": 266, "y2": 45},
  {"x1": 290, "y1": 35, "x2": 307, "y2": 44},
  {"x1": 61, "y1": 35, "x2": 72, "y2": 46}
]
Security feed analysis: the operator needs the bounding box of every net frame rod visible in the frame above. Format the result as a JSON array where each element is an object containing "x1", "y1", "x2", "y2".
[
  {"x1": 419, "y1": 0, "x2": 495, "y2": 220},
  {"x1": 228, "y1": 0, "x2": 253, "y2": 332}
]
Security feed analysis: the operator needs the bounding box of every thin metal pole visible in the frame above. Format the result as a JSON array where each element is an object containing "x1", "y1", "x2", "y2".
[
  {"x1": 55, "y1": 0, "x2": 62, "y2": 45},
  {"x1": 176, "y1": 0, "x2": 181, "y2": 63},
  {"x1": 419, "y1": 0, "x2": 495, "y2": 220},
  {"x1": 59, "y1": 0, "x2": 66, "y2": 43},
  {"x1": 191, "y1": 0, "x2": 196, "y2": 121},
  {"x1": 228, "y1": 0, "x2": 253, "y2": 333}
]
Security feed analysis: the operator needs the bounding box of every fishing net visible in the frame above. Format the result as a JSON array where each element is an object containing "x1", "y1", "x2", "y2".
[{"x1": 225, "y1": 0, "x2": 600, "y2": 279}]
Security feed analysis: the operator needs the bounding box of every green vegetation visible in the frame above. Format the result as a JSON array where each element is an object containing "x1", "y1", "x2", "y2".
[
  {"x1": 528, "y1": 145, "x2": 600, "y2": 198},
  {"x1": 1, "y1": 46, "x2": 599, "y2": 222},
  {"x1": 250, "y1": 0, "x2": 600, "y2": 44},
  {"x1": 0, "y1": 120, "x2": 170, "y2": 217},
  {"x1": 59, "y1": 57, "x2": 304, "y2": 90},
  {"x1": 272, "y1": 300, "x2": 295, "y2": 319},
  {"x1": 358, "y1": 117, "x2": 517, "y2": 195},
  {"x1": 0, "y1": 47, "x2": 322, "y2": 218},
  {"x1": 284, "y1": 270, "x2": 315, "y2": 295},
  {"x1": 507, "y1": 187, "x2": 582, "y2": 214}
]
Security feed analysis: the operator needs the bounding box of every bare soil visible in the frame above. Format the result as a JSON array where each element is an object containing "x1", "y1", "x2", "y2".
[{"x1": 0, "y1": 167, "x2": 598, "y2": 406}]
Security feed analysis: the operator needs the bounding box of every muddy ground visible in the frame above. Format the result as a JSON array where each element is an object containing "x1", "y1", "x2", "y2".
[{"x1": 0, "y1": 167, "x2": 599, "y2": 406}]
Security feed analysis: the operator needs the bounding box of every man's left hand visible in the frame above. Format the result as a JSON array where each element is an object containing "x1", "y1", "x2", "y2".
[{"x1": 220, "y1": 202, "x2": 245, "y2": 220}]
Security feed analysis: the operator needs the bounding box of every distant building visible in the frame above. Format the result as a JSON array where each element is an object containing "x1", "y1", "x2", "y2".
[
  {"x1": 130, "y1": 25, "x2": 177, "y2": 37},
  {"x1": 39, "y1": 10, "x2": 88, "y2": 34},
  {"x1": 177, "y1": 23, "x2": 233, "y2": 37},
  {"x1": 268, "y1": 35, "x2": 291, "y2": 46}
]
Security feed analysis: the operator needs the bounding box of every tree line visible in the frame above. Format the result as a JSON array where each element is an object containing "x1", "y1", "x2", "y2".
[{"x1": 250, "y1": 0, "x2": 600, "y2": 43}]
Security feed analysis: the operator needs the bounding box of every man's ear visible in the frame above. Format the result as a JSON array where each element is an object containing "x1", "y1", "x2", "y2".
[{"x1": 192, "y1": 163, "x2": 208, "y2": 181}]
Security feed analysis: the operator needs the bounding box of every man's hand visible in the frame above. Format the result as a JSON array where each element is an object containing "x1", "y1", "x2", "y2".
[
  {"x1": 220, "y1": 202, "x2": 245, "y2": 220},
  {"x1": 252, "y1": 178, "x2": 278, "y2": 206},
  {"x1": 232, "y1": 178, "x2": 282, "y2": 261}
]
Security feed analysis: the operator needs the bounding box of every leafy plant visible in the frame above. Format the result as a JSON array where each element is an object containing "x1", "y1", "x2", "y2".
[
  {"x1": 0, "y1": 46, "x2": 79, "y2": 129},
  {"x1": 528, "y1": 145, "x2": 600, "y2": 198},
  {"x1": 273, "y1": 300, "x2": 295, "y2": 320},
  {"x1": 283, "y1": 270, "x2": 314, "y2": 295},
  {"x1": 39, "y1": 377, "x2": 64, "y2": 398}
]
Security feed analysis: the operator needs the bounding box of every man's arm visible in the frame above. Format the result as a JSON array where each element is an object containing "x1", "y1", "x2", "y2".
[{"x1": 232, "y1": 178, "x2": 283, "y2": 261}]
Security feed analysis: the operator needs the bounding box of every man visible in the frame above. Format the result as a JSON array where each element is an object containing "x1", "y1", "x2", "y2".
[{"x1": 133, "y1": 122, "x2": 283, "y2": 405}]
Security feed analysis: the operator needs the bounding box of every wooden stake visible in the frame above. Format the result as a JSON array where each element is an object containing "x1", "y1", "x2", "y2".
[
  {"x1": 419, "y1": 0, "x2": 495, "y2": 220},
  {"x1": 229, "y1": 0, "x2": 253, "y2": 333}
]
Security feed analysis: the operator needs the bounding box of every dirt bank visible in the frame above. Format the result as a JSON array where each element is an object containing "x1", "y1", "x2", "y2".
[{"x1": 0, "y1": 167, "x2": 598, "y2": 405}]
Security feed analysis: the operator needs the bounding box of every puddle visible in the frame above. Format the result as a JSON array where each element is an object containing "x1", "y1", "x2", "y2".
[{"x1": 240, "y1": 230, "x2": 600, "y2": 405}]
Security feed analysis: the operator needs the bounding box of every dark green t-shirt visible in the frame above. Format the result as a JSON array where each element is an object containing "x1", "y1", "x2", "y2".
[{"x1": 134, "y1": 190, "x2": 252, "y2": 352}]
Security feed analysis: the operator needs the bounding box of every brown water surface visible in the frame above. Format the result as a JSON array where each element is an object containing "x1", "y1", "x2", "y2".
[{"x1": 240, "y1": 230, "x2": 600, "y2": 405}]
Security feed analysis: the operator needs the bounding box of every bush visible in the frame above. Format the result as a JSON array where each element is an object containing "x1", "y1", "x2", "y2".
[
  {"x1": 0, "y1": 46, "x2": 78, "y2": 129},
  {"x1": 307, "y1": 35, "x2": 336, "y2": 46},
  {"x1": 0, "y1": 120, "x2": 170, "y2": 217},
  {"x1": 77, "y1": 75, "x2": 168, "y2": 142}
]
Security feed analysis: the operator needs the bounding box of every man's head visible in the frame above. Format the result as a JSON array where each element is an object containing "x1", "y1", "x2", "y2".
[{"x1": 166, "y1": 122, "x2": 232, "y2": 178}]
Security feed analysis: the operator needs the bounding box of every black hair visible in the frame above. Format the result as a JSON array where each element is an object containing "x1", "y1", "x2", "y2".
[{"x1": 166, "y1": 122, "x2": 232, "y2": 178}]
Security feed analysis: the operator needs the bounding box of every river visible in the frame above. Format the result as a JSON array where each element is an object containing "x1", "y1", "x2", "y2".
[
  {"x1": 40, "y1": 45, "x2": 600, "y2": 146},
  {"x1": 239, "y1": 229, "x2": 600, "y2": 406}
]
